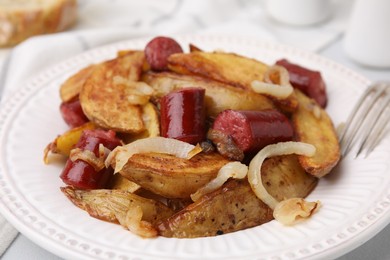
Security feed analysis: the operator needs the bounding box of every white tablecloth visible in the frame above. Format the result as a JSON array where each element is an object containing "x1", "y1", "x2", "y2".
[{"x1": 1, "y1": 0, "x2": 389, "y2": 259}]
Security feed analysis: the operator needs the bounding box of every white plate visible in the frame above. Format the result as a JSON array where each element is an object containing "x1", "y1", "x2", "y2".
[{"x1": 0, "y1": 35, "x2": 389, "y2": 260}]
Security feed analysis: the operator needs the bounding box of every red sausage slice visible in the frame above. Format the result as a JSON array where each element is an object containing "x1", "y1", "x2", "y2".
[
  {"x1": 276, "y1": 59, "x2": 327, "y2": 108},
  {"x1": 60, "y1": 98, "x2": 89, "y2": 128},
  {"x1": 211, "y1": 109, "x2": 294, "y2": 153},
  {"x1": 60, "y1": 129, "x2": 121, "y2": 189},
  {"x1": 160, "y1": 88, "x2": 206, "y2": 144},
  {"x1": 145, "y1": 36, "x2": 183, "y2": 71}
]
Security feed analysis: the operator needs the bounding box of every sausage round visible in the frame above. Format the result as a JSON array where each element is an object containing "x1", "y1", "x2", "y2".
[
  {"x1": 211, "y1": 109, "x2": 294, "y2": 153},
  {"x1": 60, "y1": 98, "x2": 89, "y2": 128},
  {"x1": 276, "y1": 59, "x2": 327, "y2": 108},
  {"x1": 145, "y1": 36, "x2": 183, "y2": 71},
  {"x1": 60, "y1": 129, "x2": 122, "y2": 189},
  {"x1": 160, "y1": 87, "x2": 206, "y2": 144}
]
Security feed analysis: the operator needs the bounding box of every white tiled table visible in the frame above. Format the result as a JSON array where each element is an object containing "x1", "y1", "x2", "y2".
[{"x1": 2, "y1": 36, "x2": 390, "y2": 260}]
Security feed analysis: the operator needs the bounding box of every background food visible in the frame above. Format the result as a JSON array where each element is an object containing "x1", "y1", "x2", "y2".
[{"x1": 0, "y1": 0, "x2": 77, "y2": 47}]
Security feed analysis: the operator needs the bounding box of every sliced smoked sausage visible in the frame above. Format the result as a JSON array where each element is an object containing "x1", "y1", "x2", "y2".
[
  {"x1": 160, "y1": 87, "x2": 206, "y2": 144},
  {"x1": 210, "y1": 109, "x2": 294, "y2": 154},
  {"x1": 60, "y1": 98, "x2": 89, "y2": 128},
  {"x1": 276, "y1": 59, "x2": 327, "y2": 108},
  {"x1": 60, "y1": 129, "x2": 122, "y2": 189},
  {"x1": 145, "y1": 36, "x2": 183, "y2": 71}
]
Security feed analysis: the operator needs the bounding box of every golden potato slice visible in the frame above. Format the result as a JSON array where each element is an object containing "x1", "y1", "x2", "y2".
[
  {"x1": 80, "y1": 52, "x2": 146, "y2": 133},
  {"x1": 60, "y1": 65, "x2": 95, "y2": 102},
  {"x1": 292, "y1": 90, "x2": 340, "y2": 177},
  {"x1": 61, "y1": 186, "x2": 174, "y2": 225},
  {"x1": 142, "y1": 72, "x2": 274, "y2": 117},
  {"x1": 157, "y1": 155, "x2": 317, "y2": 238},
  {"x1": 167, "y1": 51, "x2": 269, "y2": 90},
  {"x1": 118, "y1": 152, "x2": 230, "y2": 199}
]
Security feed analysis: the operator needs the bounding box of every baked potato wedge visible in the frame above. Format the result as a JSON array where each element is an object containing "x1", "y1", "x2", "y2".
[
  {"x1": 79, "y1": 51, "x2": 146, "y2": 133},
  {"x1": 142, "y1": 71, "x2": 274, "y2": 117},
  {"x1": 61, "y1": 186, "x2": 175, "y2": 226},
  {"x1": 60, "y1": 65, "x2": 96, "y2": 102},
  {"x1": 292, "y1": 90, "x2": 340, "y2": 177},
  {"x1": 156, "y1": 155, "x2": 317, "y2": 238},
  {"x1": 118, "y1": 152, "x2": 230, "y2": 199},
  {"x1": 157, "y1": 179, "x2": 273, "y2": 238},
  {"x1": 167, "y1": 51, "x2": 269, "y2": 90}
]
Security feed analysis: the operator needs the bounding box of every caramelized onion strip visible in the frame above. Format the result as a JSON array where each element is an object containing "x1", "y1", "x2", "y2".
[{"x1": 273, "y1": 198, "x2": 321, "y2": 225}]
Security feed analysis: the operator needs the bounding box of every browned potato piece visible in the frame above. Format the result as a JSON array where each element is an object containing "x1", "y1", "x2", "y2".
[
  {"x1": 118, "y1": 152, "x2": 230, "y2": 199},
  {"x1": 123, "y1": 102, "x2": 160, "y2": 143},
  {"x1": 157, "y1": 180, "x2": 273, "y2": 238},
  {"x1": 61, "y1": 186, "x2": 174, "y2": 225},
  {"x1": 142, "y1": 72, "x2": 274, "y2": 117},
  {"x1": 293, "y1": 90, "x2": 340, "y2": 177},
  {"x1": 60, "y1": 65, "x2": 95, "y2": 102},
  {"x1": 167, "y1": 51, "x2": 269, "y2": 90},
  {"x1": 117, "y1": 50, "x2": 150, "y2": 72},
  {"x1": 261, "y1": 155, "x2": 318, "y2": 201},
  {"x1": 157, "y1": 155, "x2": 317, "y2": 238},
  {"x1": 79, "y1": 52, "x2": 146, "y2": 133}
]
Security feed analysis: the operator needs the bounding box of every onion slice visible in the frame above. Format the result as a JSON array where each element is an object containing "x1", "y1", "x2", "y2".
[
  {"x1": 251, "y1": 80, "x2": 293, "y2": 99},
  {"x1": 190, "y1": 161, "x2": 248, "y2": 201},
  {"x1": 70, "y1": 148, "x2": 105, "y2": 172},
  {"x1": 105, "y1": 137, "x2": 202, "y2": 173},
  {"x1": 251, "y1": 65, "x2": 293, "y2": 99},
  {"x1": 123, "y1": 205, "x2": 158, "y2": 238},
  {"x1": 248, "y1": 142, "x2": 316, "y2": 209},
  {"x1": 273, "y1": 198, "x2": 320, "y2": 225}
]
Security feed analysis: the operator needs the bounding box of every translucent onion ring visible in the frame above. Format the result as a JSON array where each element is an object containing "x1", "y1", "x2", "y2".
[{"x1": 251, "y1": 65, "x2": 293, "y2": 99}]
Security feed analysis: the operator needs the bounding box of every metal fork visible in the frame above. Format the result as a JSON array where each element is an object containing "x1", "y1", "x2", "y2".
[{"x1": 338, "y1": 82, "x2": 390, "y2": 157}]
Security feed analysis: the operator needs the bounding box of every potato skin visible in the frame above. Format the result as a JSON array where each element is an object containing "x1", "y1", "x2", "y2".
[
  {"x1": 292, "y1": 90, "x2": 340, "y2": 177},
  {"x1": 157, "y1": 179, "x2": 274, "y2": 238},
  {"x1": 119, "y1": 152, "x2": 230, "y2": 199}
]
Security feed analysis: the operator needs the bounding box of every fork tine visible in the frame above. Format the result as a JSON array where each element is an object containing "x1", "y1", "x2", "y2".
[
  {"x1": 339, "y1": 82, "x2": 388, "y2": 156},
  {"x1": 355, "y1": 88, "x2": 390, "y2": 157}
]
